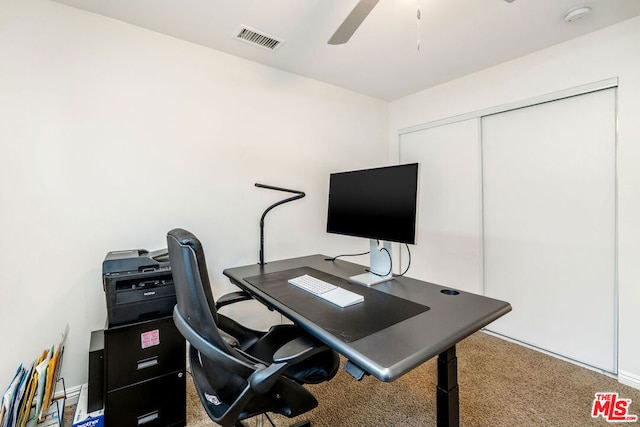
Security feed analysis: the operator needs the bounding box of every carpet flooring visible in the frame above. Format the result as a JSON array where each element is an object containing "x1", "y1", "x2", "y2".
[{"x1": 64, "y1": 331, "x2": 640, "y2": 426}]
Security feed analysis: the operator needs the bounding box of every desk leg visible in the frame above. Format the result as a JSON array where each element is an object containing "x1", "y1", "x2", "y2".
[{"x1": 437, "y1": 346, "x2": 459, "y2": 427}]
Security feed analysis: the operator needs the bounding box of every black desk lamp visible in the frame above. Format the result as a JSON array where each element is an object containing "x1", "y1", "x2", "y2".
[{"x1": 255, "y1": 183, "x2": 305, "y2": 265}]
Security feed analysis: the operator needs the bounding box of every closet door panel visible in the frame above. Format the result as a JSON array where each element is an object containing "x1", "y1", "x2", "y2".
[
  {"x1": 400, "y1": 119, "x2": 482, "y2": 294},
  {"x1": 482, "y1": 88, "x2": 616, "y2": 372}
]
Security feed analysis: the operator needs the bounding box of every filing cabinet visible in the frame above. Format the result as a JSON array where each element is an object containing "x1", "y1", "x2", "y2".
[{"x1": 104, "y1": 315, "x2": 186, "y2": 427}]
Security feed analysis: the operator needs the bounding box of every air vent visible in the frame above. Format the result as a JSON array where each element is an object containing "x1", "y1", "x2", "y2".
[{"x1": 233, "y1": 26, "x2": 284, "y2": 51}]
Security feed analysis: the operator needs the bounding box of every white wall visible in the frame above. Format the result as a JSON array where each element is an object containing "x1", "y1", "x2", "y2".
[
  {"x1": 0, "y1": 0, "x2": 388, "y2": 390},
  {"x1": 389, "y1": 16, "x2": 640, "y2": 388}
]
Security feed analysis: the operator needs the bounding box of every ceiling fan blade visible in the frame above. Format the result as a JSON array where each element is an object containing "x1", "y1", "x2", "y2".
[{"x1": 328, "y1": 0, "x2": 380, "y2": 45}]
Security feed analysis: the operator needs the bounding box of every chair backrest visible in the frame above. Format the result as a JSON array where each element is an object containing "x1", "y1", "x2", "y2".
[{"x1": 167, "y1": 228, "x2": 230, "y2": 351}]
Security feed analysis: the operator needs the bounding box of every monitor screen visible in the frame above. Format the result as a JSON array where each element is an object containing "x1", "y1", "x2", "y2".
[{"x1": 326, "y1": 163, "x2": 419, "y2": 244}]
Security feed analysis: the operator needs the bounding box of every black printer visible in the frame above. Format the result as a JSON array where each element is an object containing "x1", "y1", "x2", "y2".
[{"x1": 102, "y1": 249, "x2": 176, "y2": 327}]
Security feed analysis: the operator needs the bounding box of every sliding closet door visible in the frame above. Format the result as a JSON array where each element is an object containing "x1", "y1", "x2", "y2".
[
  {"x1": 482, "y1": 88, "x2": 616, "y2": 373},
  {"x1": 400, "y1": 119, "x2": 482, "y2": 294}
]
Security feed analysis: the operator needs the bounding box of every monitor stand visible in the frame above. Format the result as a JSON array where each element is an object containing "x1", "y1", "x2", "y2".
[{"x1": 349, "y1": 240, "x2": 393, "y2": 287}]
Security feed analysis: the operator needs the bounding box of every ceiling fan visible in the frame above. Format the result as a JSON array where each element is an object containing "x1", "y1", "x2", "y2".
[
  {"x1": 327, "y1": 0, "x2": 519, "y2": 45},
  {"x1": 328, "y1": 0, "x2": 380, "y2": 45}
]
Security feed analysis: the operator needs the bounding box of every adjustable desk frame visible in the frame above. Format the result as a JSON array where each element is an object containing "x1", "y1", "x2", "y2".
[{"x1": 224, "y1": 255, "x2": 511, "y2": 427}]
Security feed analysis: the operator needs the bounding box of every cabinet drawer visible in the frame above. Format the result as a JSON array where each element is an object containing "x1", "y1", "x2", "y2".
[
  {"x1": 105, "y1": 371, "x2": 186, "y2": 427},
  {"x1": 105, "y1": 316, "x2": 185, "y2": 391}
]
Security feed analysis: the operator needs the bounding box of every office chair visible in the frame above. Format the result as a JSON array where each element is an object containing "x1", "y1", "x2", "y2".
[{"x1": 166, "y1": 228, "x2": 340, "y2": 427}]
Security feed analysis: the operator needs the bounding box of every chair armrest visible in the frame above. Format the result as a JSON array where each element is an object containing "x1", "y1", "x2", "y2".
[
  {"x1": 250, "y1": 336, "x2": 327, "y2": 393},
  {"x1": 248, "y1": 361, "x2": 289, "y2": 394},
  {"x1": 216, "y1": 290, "x2": 253, "y2": 310},
  {"x1": 272, "y1": 335, "x2": 329, "y2": 365}
]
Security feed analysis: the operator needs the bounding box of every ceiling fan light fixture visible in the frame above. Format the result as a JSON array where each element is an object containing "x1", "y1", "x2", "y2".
[{"x1": 564, "y1": 6, "x2": 592, "y2": 23}]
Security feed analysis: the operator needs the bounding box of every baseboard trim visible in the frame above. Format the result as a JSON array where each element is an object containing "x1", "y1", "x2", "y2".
[
  {"x1": 55, "y1": 383, "x2": 82, "y2": 406},
  {"x1": 482, "y1": 330, "x2": 640, "y2": 392},
  {"x1": 481, "y1": 329, "x2": 616, "y2": 376},
  {"x1": 619, "y1": 370, "x2": 640, "y2": 391}
]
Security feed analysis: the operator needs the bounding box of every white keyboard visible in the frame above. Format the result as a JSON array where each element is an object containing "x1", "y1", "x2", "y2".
[{"x1": 288, "y1": 274, "x2": 364, "y2": 308}]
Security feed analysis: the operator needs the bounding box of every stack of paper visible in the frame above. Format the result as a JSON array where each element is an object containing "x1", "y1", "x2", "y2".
[{"x1": 0, "y1": 326, "x2": 68, "y2": 427}]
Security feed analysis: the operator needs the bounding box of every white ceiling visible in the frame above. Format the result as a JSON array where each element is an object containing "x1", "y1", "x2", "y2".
[{"x1": 50, "y1": 0, "x2": 640, "y2": 101}]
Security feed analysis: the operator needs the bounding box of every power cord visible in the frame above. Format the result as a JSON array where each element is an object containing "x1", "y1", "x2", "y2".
[
  {"x1": 394, "y1": 244, "x2": 411, "y2": 277},
  {"x1": 325, "y1": 243, "x2": 412, "y2": 277},
  {"x1": 369, "y1": 246, "x2": 392, "y2": 277},
  {"x1": 324, "y1": 251, "x2": 370, "y2": 262}
]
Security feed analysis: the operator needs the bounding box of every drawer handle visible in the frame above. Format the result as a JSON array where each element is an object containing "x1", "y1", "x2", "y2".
[
  {"x1": 137, "y1": 356, "x2": 159, "y2": 370},
  {"x1": 137, "y1": 410, "x2": 159, "y2": 425}
]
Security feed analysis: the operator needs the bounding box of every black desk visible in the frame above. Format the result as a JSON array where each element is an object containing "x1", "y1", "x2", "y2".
[{"x1": 223, "y1": 255, "x2": 511, "y2": 427}]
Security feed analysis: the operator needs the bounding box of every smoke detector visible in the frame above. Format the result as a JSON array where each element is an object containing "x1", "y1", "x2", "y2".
[{"x1": 564, "y1": 6, "x2": 592, "y2": 23}]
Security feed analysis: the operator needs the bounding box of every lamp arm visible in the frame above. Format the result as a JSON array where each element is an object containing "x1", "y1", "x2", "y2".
[{"x1": 255, "y1": 183, "x2": 305, "y2": 265}]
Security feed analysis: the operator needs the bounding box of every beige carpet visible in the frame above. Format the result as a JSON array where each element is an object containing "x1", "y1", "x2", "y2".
[
  {"x1": 65, "y1": 331, "x2": 640, "y2": 426},
  {"x1": 185, "y1": 332, "x2": 640, "y2": 426}
]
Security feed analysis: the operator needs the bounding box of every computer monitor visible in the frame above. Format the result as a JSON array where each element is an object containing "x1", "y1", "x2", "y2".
[{"x1": 326, "y1": 163, "x2": 419, "y2": 286}]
